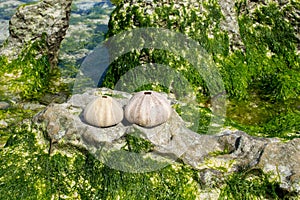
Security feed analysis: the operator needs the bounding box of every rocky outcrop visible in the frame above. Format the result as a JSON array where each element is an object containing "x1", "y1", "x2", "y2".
[
  {"x1": 0, "y1": 0, "x2": 72, "y2": 67},
  {"x1": 36, "y1": 88, "x2": 300, "y2": 195}
]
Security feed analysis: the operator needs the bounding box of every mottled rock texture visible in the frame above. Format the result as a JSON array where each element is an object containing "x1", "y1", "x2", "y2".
[
  {"x1": 0, "y1": 0, "x2": 72, "y2": 68},
  {"x1": 36, "y1": 88, "x2": 300, "y2": 195}
]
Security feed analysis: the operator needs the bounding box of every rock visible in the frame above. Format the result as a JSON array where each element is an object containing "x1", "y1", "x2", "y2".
[
  {"x1": 257, "y1": 138, "x2": 300, "y2": 193},
  {"x1": 0, "y1": 0, "x2": 73, "y2": 103},
  {"x1": 0, "y1": 0, "x2": 72, "y2": 68},
  {"x1": 0, "y1": 20, "x2": 9, "y2": 44},
  {"x1": 35, "y1": 88, "x2": 130, "y2": 144},
  {"x1": 218, "y1": 0, "x2": 244, "y2": 52},
  {"x1": 0, "y1": 101, "x2": 10, "y2": 109},
  {"x1": 39, "y1": 92, "x2": 69, "y2": 105},
  {"x1": 36, "y1": 88, "x2": 300, "y2": 195},
  {"x1": 0, "y1": 120, "x2": 8, "y2": 128},
  {"x1": 106, "y1": 0, "x2": 246, "y2": 53},
  {"x1": 21, "y1": 102, "x2": 46, "y2": 110}
]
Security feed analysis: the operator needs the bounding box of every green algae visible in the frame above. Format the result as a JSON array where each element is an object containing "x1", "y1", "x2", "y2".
[
  {"x1": 0, "y1": 36, "x2": 67, "y2": 102},
  {"x1": 110, "y1": 0, "x2": 122, "y2": 6},
  {"x1": 102, "y1": 0, "x2": 299, "y2": 139},
  {"x1": 218, "y1": 169, "x2": 281, "y2": 200},
  {"x1": 122, "y1": 131, "x2": 154, "y2": 153},
  {"x1": 0, "y1": 1, "x2": 299, "y2": 199},
  {"x1": 1, "y1": 122, "x2": 289, "y2": 200},
  {"x1": 233, "y1": 1, "x2": 299, "y2": 101},
  {"x1": 0, "y1": 125, "x2": 201, "y2": 200},
  {"x1": 223, "y1": 1, "x2": 300, "y2": 139},
  {"x1": 225, "y1": 96, "x2": 300, "y2": 139},
  {"x1": 0, "y1": 106, "x2": 38, "y2": 147}
]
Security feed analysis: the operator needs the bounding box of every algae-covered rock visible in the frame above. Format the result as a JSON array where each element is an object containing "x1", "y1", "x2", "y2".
[
  {"x1": 258, "y1": 138, "x2": 300, "y2": 194},
  {"x1": 102, "y1": 0, "x2": 299, "y2": 102},
  {"x1": 34, "y1": 88, "x2": 300, "y2": 197},
  {"x1": 0, "y1": 0, "x2": 72, "y2": 68},
  {"x1": 0, "y1": 0, "x2": 299, "y2": 199},
  {"x1": 0, "y1": 0, "x2": 72, "y2": 102},
  {"x1": 101, "y1": 0, "x2": 299, "y2": 138},
  {"x1": 1, "y1": 92, "x2": 202, "y2": 200}
]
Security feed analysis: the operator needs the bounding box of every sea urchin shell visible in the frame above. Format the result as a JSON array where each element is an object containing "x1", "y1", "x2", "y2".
[
  {"x1": 125, "y1": 91, "x2": 172, "y2": 127},
  {"x1": 83, "y1": 95, "x2": 123, "y2": 127}
]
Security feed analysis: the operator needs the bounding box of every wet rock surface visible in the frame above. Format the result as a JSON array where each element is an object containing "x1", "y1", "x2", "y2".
[{"x1": 36, "y1": 88, "x2": 300, "y2": 194}]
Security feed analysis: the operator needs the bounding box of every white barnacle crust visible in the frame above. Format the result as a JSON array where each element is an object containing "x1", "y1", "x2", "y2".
[
  {"x1": 83, "y1": 95, "x2": 123, "y2": 128},
  {"x1": 125, "y1": 91, "x2": 172, "y2": 127}
]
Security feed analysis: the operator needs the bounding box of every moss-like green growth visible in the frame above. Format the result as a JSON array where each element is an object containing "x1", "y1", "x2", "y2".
[
  {"x1": 228, "y1": 1, "x2": 300, "y2": 101},
  {"x1": 0, "y1": 35, "x2": 67, "y2": 102},
  {"x1": 222, "y1": 1, "x2": 299, "y2": 138},
  {"x1": 2, "y1": 124, "x2": 297, "y2": 199},
  {"x1": 0, "y1": 106, "x2": 39, "y2": 147},
  {"x1": 226, "y1": 97, "x2": 300, "y2": 139},
  {"x1": 218, "y1": 168, "x2": 287, "y2": 199},
  {"x1": 122, "y1": 131, "x2": 154, "y2": 153},
  {"x1": 0, "y1": 125, "x2": 201, "y2": 199},
  {"x1": 102, "y1": 0, "x2": 299, "y2": 138},
  {"x1": 103, "y1": 0, "x2": 226, "y2": 102}
]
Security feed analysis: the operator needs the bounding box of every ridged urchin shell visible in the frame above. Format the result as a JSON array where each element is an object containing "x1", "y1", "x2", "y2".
[
  {"x1": 125, "y1": 91, "x2": 172, "y2": 127},
  {"x1": 83, "y1": 95, "x2": 123, "y2": 127}
]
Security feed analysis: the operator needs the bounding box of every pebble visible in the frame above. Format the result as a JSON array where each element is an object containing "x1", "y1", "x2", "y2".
[
  {"x1": 0, "y1": 120, "x2": 8, "y2": 127},
  {"x1": 0, "y1": 101, "x2": 10, "y2": 109}
]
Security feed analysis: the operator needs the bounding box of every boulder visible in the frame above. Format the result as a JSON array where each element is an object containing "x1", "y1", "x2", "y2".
[
  {"x1": 103, "y1": 0, "x2": 299, "y2": 103},
  {"x1": 0, "y1": 0, "x2": 72, "y2": 68},
  {"x1": 36, "y1": 88, "x2": 300, "y2": 194}
]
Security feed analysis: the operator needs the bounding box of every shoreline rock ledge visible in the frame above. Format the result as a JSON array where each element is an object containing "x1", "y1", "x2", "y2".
[{"x1": 36, "y1": 88, "x2": 300, "y2": 195}]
